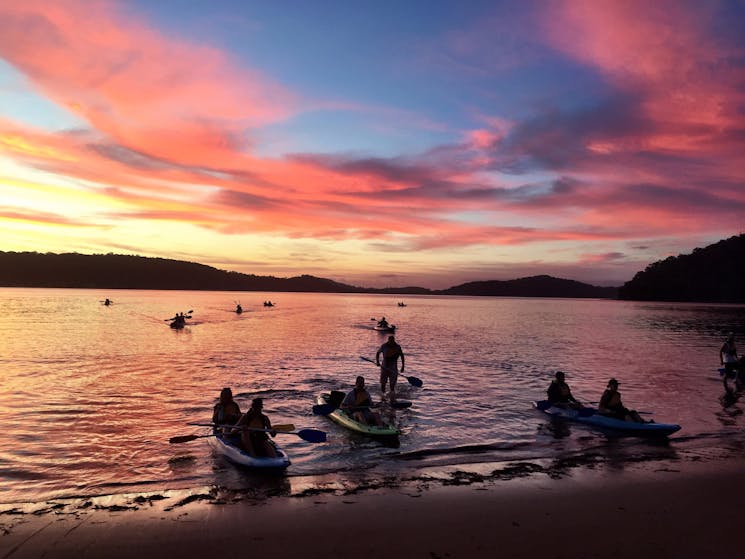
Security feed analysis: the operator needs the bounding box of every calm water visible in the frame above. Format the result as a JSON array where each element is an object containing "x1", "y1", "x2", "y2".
[{"x1": 1, "y1": 288, "x2": 744, "y2": 505}]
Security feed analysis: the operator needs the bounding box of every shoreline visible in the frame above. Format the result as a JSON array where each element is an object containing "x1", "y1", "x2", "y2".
[{"x1": 2, "y1": 455, "x2": 744, "y2": 558}]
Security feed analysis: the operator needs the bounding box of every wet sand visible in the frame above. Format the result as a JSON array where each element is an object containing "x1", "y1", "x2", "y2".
[{"x1": 2, "y1": 458, "x2": 744, "y2": 559}]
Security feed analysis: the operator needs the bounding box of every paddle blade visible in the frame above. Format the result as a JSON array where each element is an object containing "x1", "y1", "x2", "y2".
[
  {"x1": 312, "y1": 403, "x2": 337, "y2": 416},
  {"x1": 404, "y1": 375, "x2": 423, "y2": 388},
  {"x1": 296, "y1": 428, "x2": 327, "y2": 443},
  {"x1": 169, "y1": 434, "x2": 200, "y2": 444}
]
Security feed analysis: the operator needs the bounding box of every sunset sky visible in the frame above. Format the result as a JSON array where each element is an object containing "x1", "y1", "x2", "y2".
[{"x1": 1, "y1": 0, "x2": 743, "y2": 288}]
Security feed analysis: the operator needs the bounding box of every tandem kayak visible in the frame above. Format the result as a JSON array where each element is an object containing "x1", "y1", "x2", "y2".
[
  {"x1": 534, "y1": 400, "x2": 681, "y2": 437},
  {"x1": 207, "y1": 433, "x2": 291, "y2": 469},
  {"x1": 317, "y1": 393, "x2": 400, "y2": 437}
]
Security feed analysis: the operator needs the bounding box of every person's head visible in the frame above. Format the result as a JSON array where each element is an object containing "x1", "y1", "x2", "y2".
[
  {"x1": 555, "y1": 371, "x2": 565, "y2": 381},
  {"x1": 381, "y1": 316, "x2": 386, "y2": 320},
  {"x1": 388, "y1": 335, "x2": 396, "y2": 343},
  {"x1": 607, "y1": 378, "x2": 619, "y2": 390},
  {"x1": 727, "y1": 332, "x2": 735, "y2": 342},
  {"x1": 355, "y1": 376, "x2": 365, "y2": 389},
  {"x1": 219, "y1": 387, "x2": 233, "y2": 403},
  {"x1": 251, "y1": 397, "x2": 263, "y2": 410}
]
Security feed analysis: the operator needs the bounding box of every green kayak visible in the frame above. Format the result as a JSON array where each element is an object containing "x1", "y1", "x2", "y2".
[{"x1": 317, "y1": 392, "x2": 400, "y2": 437}]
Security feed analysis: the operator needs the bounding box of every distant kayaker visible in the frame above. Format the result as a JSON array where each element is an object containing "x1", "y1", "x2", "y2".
[
  {"x1": 236, "y1": 398, "x2": 277, "y2": 458},
  {"x1": 598, "y1": 378, "x2": 645, "y2": 423},
  {"x1": 546, "y1": 371, "x2": 582, "y2": 408},
  {"x1": 720, "y1": 333, "x2": 739, "y2": 392},
  {"x1": 236, "y1": 303, "x2": 243, "y2": 314},
  {"x1": 341, "y1": 376, "x2": 384, "y2": 426},
  {"x1": 376, "y1": 335, "x2": 405, "y2": 396},
  {"x1": 103, "y1": 298, "x2": 112, "y2": 306},
  {"x1": 377, "y1": 317, "x2": 389, "y2": 328}
]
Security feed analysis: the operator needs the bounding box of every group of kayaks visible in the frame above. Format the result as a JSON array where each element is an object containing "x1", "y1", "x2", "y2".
[
  {"x1": 189, "y1": 391, "x2": 406, "y2": 470},
  {"x1": 193, "y1": 398, "x2": 682, "y2": 473}
]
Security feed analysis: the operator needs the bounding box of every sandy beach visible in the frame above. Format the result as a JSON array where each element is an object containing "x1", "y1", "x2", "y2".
[{"x1": 2, "y1": 457, "x2": 744, "y2": 559}]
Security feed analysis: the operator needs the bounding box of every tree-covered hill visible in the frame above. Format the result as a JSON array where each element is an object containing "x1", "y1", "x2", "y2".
[
  {"x1": 438, "y1": 275, "x2": 618, "y2": 298},
  {"x1": 0, "y1": 251, "x2": 616, "y2": 298},
  {"x1": 0, "y1": 252, "x2": 365, "y2": 292},
  {"x1": 618, "y1": 234, "x2": 745, "y2": 302}
]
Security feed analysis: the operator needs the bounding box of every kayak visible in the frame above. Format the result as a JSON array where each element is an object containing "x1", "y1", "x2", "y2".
[
  {"x1": 373, "y1": 324, "x2": 396, "y2": 332},
  {"x1": 317, "y1": 393, "x2": 400, "y2": 437},
  {"x1": 207, "y1": 433, "x2": 290, "y2": 469},
  {"x1": 534, "y1": 400, "x2": 681, "y2": 437},
  {"x1": 170, "y1": 321, "x2": 185, "y2": 329}
]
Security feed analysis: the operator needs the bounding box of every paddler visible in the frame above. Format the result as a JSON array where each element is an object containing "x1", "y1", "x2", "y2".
[
  {"x1": 720, "y1": 333, "x2": 739, "y2": 392},
  {"x1": 598, "y1": 378, "x2": 646, "y2": 423},
  {"x1": 341, "y1": 376, "x2": 385, "y2": 426},
  {"x1": 235, "y1": 398, "x2": 277, "y2": 458},
  {"x1": 212, "y1": 387, "x2": 242, "y2": 441},
  {"x1": 546, "y1": 371, "x2": 582, "y2": 409}
]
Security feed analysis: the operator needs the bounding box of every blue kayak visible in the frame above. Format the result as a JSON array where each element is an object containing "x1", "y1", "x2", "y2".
[{"x1": 534, "y1": 400, "x2": 681, "y2": 437}]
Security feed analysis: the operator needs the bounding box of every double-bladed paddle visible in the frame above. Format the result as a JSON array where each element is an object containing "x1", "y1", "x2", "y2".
[
  {"x1": 359, "y1": 355, "x2": 423, "y2": 388},
  {"x1": 535, "y1": 399, "x2": 595, "y2": 417},
  {"x1": 164, "y1": 310, "x2": 193, "y2": 321},
  {"x1": 172, "y1": 423, "x2": 326, "y2": 443}
]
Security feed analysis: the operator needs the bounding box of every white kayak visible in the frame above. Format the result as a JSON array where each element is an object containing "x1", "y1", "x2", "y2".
[
  {"x1": 534, "y1": 400, "x2": 681, "y2": 437},
  {"x1": 207, "y1": 433, "x2": 291, "y2": 469}
]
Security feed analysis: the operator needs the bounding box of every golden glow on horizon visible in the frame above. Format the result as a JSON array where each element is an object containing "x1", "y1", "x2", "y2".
[{"x1": 0, "y1": 135, "x2": 77, "y2": 162}]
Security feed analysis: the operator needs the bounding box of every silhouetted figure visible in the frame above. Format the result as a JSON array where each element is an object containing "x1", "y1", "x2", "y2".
[
  {"x1": 547, "y1": 371, "x2": 582, "y2": 409},
  {"x1": 720, "y1": 333, "x2": 739, "y2": 392},
  {"x1": 235, "y1": 398, "x2": 277, "y2": 458},
  {"x1": 598, "y1": 378, "x2": 645, "y2": 423}
]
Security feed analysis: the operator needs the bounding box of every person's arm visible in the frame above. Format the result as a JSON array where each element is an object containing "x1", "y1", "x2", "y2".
[
  {"x1": 212, "y1": 404, "x2": 220, "y2": 424},
  {"x1": 375, "y1": 347, "x2": 382, "y2": 365},
  {"x1": 399, "y1": 349, "x2": 405, "y2": 372},
  {"x1": 341, "y1": 391, "x2": 355, "y2": 409},
  {"x1": 720, "y1": 344, "x2": 726, "y2": 364},
  {"x1": 598, "y1": 391, "x2": 610, "y2": 412}
]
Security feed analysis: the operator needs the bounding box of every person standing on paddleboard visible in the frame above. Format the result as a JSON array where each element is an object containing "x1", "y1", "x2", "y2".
[
  {"x1": 720, "y1": 333, "x2": 739, "y2": 392},
  {"x1": 376, "y1": 335, "x2": 405, "y2": 398}
]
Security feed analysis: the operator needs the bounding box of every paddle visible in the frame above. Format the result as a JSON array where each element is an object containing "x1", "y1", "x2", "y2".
[
  {"x1": 535, "y1": 399, "x2": 595, "y2": 416},
  {"x1": 359, "y1": 356, "x2": 423, "y2": 388},
  {"x1": 173, "y1": 423, "x2": 326, "y2": 443},
  {"x1": 164, "y1": 310, "x2": 193, "y2": 321},
  {"x1": 312, "y1": 400, "x2": 412, "y2": 416}
]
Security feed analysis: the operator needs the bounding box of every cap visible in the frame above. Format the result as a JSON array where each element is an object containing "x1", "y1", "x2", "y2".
[{"x1": 608, "y1": 378, "x2": 619, "y2": 386}]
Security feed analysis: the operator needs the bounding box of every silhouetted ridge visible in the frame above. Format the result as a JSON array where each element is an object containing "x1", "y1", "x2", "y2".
[
  {"x1": 0, "y1": 252, "x2": 365, "y2": 292},
  {"x1": 437, "y1": 275, "x2": 617, "y2": 298},
  {"x1": 0, "y1": 251, "x2": 616, "y2": 297},
  {"x1": 619, "y1": 234, "x2": 745, "y2": 303}
]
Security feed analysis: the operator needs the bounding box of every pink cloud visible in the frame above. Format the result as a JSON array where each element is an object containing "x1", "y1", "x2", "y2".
[{"x1": 0, "y1": 0, "x2": 295, "y2": 167}]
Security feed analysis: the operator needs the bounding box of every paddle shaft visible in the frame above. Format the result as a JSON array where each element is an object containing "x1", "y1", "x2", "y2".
[{"x1": 359, "y1": 356, "x2": 423, "y2": 388}]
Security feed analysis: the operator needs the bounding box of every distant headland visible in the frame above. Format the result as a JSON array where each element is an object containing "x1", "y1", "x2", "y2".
[
  {"x1": 0, "y1": 251, "x2": 616, "y2": 299},
  {"x1": 2, "y1": 233, "x2": 743, "y2": 302}
]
